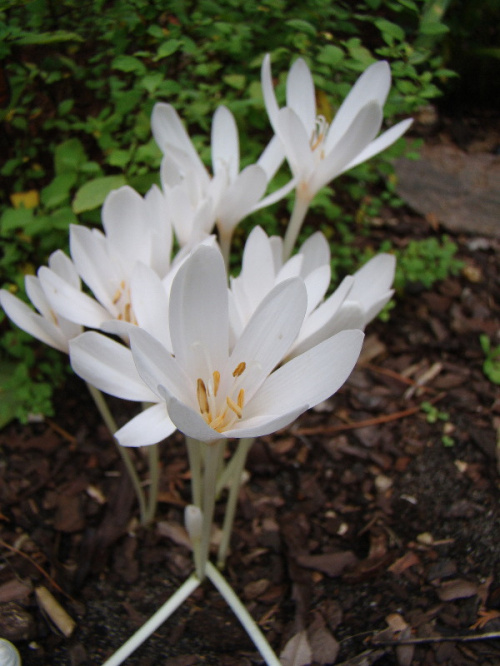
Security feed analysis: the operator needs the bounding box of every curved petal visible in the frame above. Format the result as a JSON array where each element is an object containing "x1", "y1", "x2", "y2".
[
  {"x1": 115, "y1": 402, "x2": 176, "y2": 447},
  {"x1": 216, "y1": 165, "x2": 268, "y2": 233},
  {"x1": 349, "y1": 253, "x2": 396, "y2": 306},
  {"x1": 129, "y1": 328, "x2": 192, "y2": 404},
  {"x1": 245, "y1": 329, "x2": 364, "y2": 418},
  {"x1": 261, "y1": 53, "x2": 280, "y2": 129},
  {"x1": 151, "y1": 103, "x2": 207, "y2": 183},
  {"x1": 130, "y1": 263, "x2": 171, "y2": 350},
  {"x1": 344, "y1": 118, "x2": 413, "y2": 171},
  {"x1": 229, "y1": 278, "x2": 307, "y2": 402},
  {"x1": 286, "y1": 57, "x2": 316, "y2": 135},
  {"x1": 0, "y1": 289, "x2": 69, "y2": 352},
  {"x1": 223, "y1": 405, "x2": 306, "y2": 439},
  {"x1": 325, "y1": 61, "x2": 391, "y2": 153},
  {"x1": 38, "y1": 267, "x2": 111, "y2": 328},
  {"x1": 257, "y1": 134, "x2": 285, "y2": 181},
  {"x1": 49, "y1": 250, "x2": 80, "y2": 289},
  {"x1": 211, "y1": 106, "x2": 239, "y2": 182},
  {"x1": 274, "y1": 107, "x2": 315, "y2": 179},
  {"x1": 69, "y1": 332, "x2": 158, "y2": 402},
  {"x1": 299, "y1": 232, "x2": 330, "y2": 275},
  {"x1": 164, "y1": 394, "x2": 224, "y2": 442},
  {"x1": 309, "y1": 102, "x2": 383, "y2": 194},
  {"x1": 168, "y1": 245, "x2": 229, "y2": 379},
  {"x1": 290, "y1": 303, "x2": 364, "y2": 358}
]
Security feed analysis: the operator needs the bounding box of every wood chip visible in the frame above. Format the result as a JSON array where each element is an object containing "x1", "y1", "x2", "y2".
[
  {"x1": 35, "y1": 586, "x2": 76, "y2": 637},
  {"x1": 437, "y1": 579, "x2": 478, "y2": 601}
]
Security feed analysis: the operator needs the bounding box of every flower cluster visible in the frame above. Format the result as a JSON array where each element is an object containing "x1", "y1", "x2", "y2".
[{"x1": 1, "y1": 54, "x2": 410, "y2": 449}]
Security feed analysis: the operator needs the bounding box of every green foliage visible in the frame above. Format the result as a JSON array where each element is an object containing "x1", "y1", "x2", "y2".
[
  {"x1": 479, "y1": 335, "x2": 500, "y2": 385},
  {"x1": 392, "y1": 235, "x2": 464, "y2": 292},
  {"x1": 0, "y1": 0, "x2": 453, "y2": 424}
]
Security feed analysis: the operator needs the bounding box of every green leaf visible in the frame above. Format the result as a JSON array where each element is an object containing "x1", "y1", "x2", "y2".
[
  {"x1": 0, "y1": 207, "x2": 35, "y2": 233},
  {"x1": 223, "y1": 74, "x2": 246, "y2": 90},
  {"x1": 155, "y1": 39, "x2": 183, "y2": 60},
  {"x1": 375, "y1": 18, "x2": 405, "y2": 42},
  {"x1": 317, "y1": 45, "x2": 344, "y2": 66},
  {"x1": 54, "y1": 139, "x2": 87, "y2": 175},
  {"x1": 13, "y1": 30, "x2": 84, "y2": 46},
  {"x1": 111, "y1": 55, "x2": 146, "y2": 75},
  {"x1": 41, "y1": 173, "x2": 77, "y2": 209},
  {"x1": 285, "y1": 19, "x2": 317, "y2": 37},
  {"x1": 72, "y1": 176, "x2": 127, "y2": 213}
]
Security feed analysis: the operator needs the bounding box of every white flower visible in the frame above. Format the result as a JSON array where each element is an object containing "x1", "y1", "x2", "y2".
[
  {"x1": 0, "y1": 250, "x2": 82, "y2": 353},
  {"x1": 126, "y1": 244, "x2": 364, "y2": 445},
  {"x1": 229, "y1": 225, "x2": 331, "y2": 340},
  {"x1": 37, "y1": 185, "x2": 174, "y2": 344},
  {"x1": 228, "y1": 227, "x2": 395, "y2": 359},
  {"x1": 151, "y1": 103, "x2": 293, "y2": 260},
  {"x1": 261, "y1": 54, "x2": 413, "y2": 202}
]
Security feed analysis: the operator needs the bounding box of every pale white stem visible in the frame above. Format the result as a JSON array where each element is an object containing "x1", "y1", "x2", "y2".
[
  {"x1": 199, "y1": 440, "x2": 224, "y2": 578},
  {"x1": 186, "y1": 436, "x2": 203, "y2": 508},
  {"x1": 205, "y1": 562, "x2": 281, "y2": 666},
  {"x1": 185, "y1": 504, "x2": 204, "y2": 580},
  {"x1": 101, "y1": 574, "x2": 200, "y2": 666},
  {"x1": 144, "y1": 443, "x2": 160, "y2": 524},
  {"x1": 217, "y1": 437, "x2": 253, "y2": 568},
  {"x1": 282, "y1": 190, "x2": 311, "y2": 261},
  {"x1": 86, "y1": 382, "x2": 148, "y2": 524}
]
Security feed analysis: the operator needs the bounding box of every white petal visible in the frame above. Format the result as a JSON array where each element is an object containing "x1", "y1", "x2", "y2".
[
  {"x1": 261, "y1": 54, "x2": 280, "y2": 129},
  {"x1": 151, "y1": 103, "x2": 208, "y2": 184},
  {"x1": 274, "y1": 107, "x2": 315, "y2": 179},
  {"x1": 0, "y1": 290, "x2": 69, "y2": 352},
  {"x1": 129, "y1": 328, "x2": 192, "y2": 404},
  {"x1": 303, "y1": 265, "x2": 331, "y2": 315},
  {"x1": 164, "y1": 395, "x2": 224, "y2": 442},
  {"x1": 229, "y1": 278, "x2": 307, "y2": 402},
  {"x1": 70, "y1": 225, "x2": 118, "y2": 310},
  {"x1": 349, "y1": 253, "x2": 396, "y2": 307},
  {"x1": 290, "y1": 304, "x2": 365, "y2": 358},
  {"x1": 344, "y1": 118, "x2": 413, "y2": 171},
  {"x1": 211, "y1": 106, "x2": 239, "y2": 182},
  {"x1": 69, "y1": 332, "x2": 158, "y2": 401},
  {"x1": 286, "y1": 58, "x2": 316, "y2": 135},
  {"x1": 115, "y1": 403, "x2": 176, "y2": 447},
  {"x1": 223, "y1": 405, "x2": 306, "y2": 439},
  {"x1": 299, "y1": 232, "x2": 330, "y2": 275},
  {"x1": 38, "y1": 267, "x2": 111, "y2": 328},
  {"x1": 325, "y1": 61, "x2": 391, "y2": 153},
  {"x1": 216, "y1": 165, "x2": 268, "y2": 233},
  {"x1": 130, "y1": 263, "x2": 171, "y2": 350},
  {"x1": 245, "y1": 329, "x2": 364, "y2": 417},
  {"x1": 310, "y1": 102, "x2": 383, "y2": 194},
  {"x1": 168, "y1": 245, "x2": 229, "y2": 379},
  {"x1": 257, "y1": 134, "x2": 285, "y2": 181},
  {"x1": 102, "y1": 186, "x2": 151, "y2": 269},
  {"x1": 48, "y1": 250, "x2": 81, "y2": 289}
]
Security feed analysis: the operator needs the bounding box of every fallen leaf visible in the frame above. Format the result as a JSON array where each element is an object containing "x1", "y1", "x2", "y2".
[
  {"x1": 437, "y1": 578, "x2": 478, "y2": 601},
  {"x1": 280, "y1": 630, "x2": 312, "y2": 666}
]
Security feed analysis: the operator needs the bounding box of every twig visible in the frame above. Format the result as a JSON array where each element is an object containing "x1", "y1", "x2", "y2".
[
  {"x1": 296, "y1": 393, "x2": 445, "y2": 436},
  {"x1": 371, "y1": 631, "x2": 500, "y2": 646}
]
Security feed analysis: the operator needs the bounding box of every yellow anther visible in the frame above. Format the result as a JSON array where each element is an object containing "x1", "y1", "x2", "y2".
[
  {"x1": 212, "y1": 370, "x2": 220, "y2": 396},
  {"x1": 237, "y1": 388, "x2": 245, "y2": 410},
  {"x1": 112, "y1": 289, "x2": 122, "y2": 304},
  {"x1": 226, "y1": 396, "x2": 242, "y2": 419},
  {"x1": 197, "y1": 378, "x2": 210, "y2": 415},
  {"x1": 124, "y1": 302, "x2": 132, "y2": 322},
  {"x1": 232, "y1": 361, "x2": 246, "y2": 377},
  {"x1": 210, "y1": 409, "x2": 228, "y2": 431}
]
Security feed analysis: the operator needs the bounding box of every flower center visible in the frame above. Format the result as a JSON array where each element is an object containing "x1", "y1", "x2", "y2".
[
  {"x1": 196, "y1": 362, "x2": 246, "y2": 433},
  {"x1": 112, "y1": 280, "x2": 137, "y2": 324},
  {"x1": 310, "y1": 115, "x2": 328, "y2": 158}
]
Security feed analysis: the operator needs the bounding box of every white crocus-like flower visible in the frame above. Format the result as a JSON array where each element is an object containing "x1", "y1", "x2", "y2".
[
  {"x1": 37, "y1": 185, "x2": 174, "y2": 342},
  {"x1": 0, "y1": 250, "x2": 82, "y2": 353},
  {"x1": 229, "y1": 225, "x2": 331, "y2": 340},
  {"x1": 151, "y1": 103, "x2": 293, "y2": 264},
  {"x1": 228, "y1": 226, "x2": 395, "y2": 359},
  {"x1": 124, "y1": 244, "x2": 363, "y2": 445},
  {"x1": 262, "y1": 54, "x2": 413, "y2": 258}
]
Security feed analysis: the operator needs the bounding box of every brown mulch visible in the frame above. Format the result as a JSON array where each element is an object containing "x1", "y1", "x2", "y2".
[{"x1": 1, "y1": 128, "x2": 500, "y2": 664}]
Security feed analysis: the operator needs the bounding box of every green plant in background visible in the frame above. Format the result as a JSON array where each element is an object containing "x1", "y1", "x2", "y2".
[
  {"x1": 0, "y1": 0, "x2": 455, "y2": 424},
  {"x1": 420, "y1": 401, "x2": 455, "y2": 447},
  {"x1": 480, "y1": 335, "x2": 500, "y2": 385}
]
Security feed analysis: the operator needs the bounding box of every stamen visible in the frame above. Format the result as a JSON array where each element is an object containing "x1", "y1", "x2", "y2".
[
  {"x1": 124, "y1": 302, "x2": 132, "y2": 322},
  {"x1": 232, "y1": 362, "x2": 246, "y2": 377},
  {"x1": 227, "y1": 396, "x2": 242, "y2": 418},
  {"x1": 212, "y1": 371, "x2": 220, "y2": 396},
  {"x1": 237, "y1": 388, "x2": 245, "y2": 410},
  {"x1": 112, "y1": 289, "x2": 122, "y2": 304},
  {"x1": 197, "y1": 378, "x2": 210, "y2": 415},
  {"x1": 211, "y1": 409, "x2": 228, "y2": 431}
]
